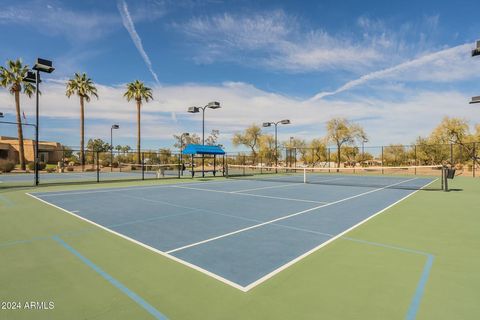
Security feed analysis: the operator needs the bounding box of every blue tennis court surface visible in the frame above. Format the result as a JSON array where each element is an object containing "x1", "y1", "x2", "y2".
[{"x1": 30, "y1": 175, "x2": 434, "y2": 290}]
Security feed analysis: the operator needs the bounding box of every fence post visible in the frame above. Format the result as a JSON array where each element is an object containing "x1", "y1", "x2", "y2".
[
  {"x1": 414, "y1": 145, "x2": 417, "y2": 175},
  {"x1": 96, "y1": 151, "x2": 100, "y2": 183},
  {"x1": 450, "y1": 143, "x2": 453, "y2": 165},
  {"x1": 328, "y1": 148, "x2": 331, "y2": 173},
  {"x1": 473, "y1": 142, "x2": 476, "y2": 178},
  {"x1": 381, "y1": 146, "x2": 384, "y2": 174},
  {"x1": 177, "y1": 153, "x2": 181, "y2": 179},
  {"x1": 294, "y1": 148, "x2": 297, "y2": 168},
  {"x1": 141, "y1": 152, "x2": 145, "y2": 180}
]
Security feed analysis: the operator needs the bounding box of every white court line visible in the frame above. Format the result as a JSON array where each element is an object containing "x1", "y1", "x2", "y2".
[
  {"x1": 26, "y1": 192, "x2": 247, "y2": 292},
  {"x1": 171, "y1": 185, "x2": 328, "y2": 204},
  {"x1": 26, "y1": 176, "x2": 434, "y2": 292},
  {"x1": 231, "y1": 183, "x2": 298, "y2": 193},
  {"x1": 166, "y1": 177, "x2": 419, "y2": 254},
  {"x1": 33, "y1": 179, "x2": 243, "y2": 197},
  {"x1": 243, "y1": 177, "x2": 438, "y2": 291}
]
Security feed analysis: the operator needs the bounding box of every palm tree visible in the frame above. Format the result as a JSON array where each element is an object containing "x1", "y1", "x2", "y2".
[
  {"x1": 0, "y1": 59, "x2": 36, "y2": 170},
  {"x1": 65, "y1": 73, "x2": 98, "y2": 168},
  {"x1": 123, "y1": 80, "x2": 153, "y2": 164}
]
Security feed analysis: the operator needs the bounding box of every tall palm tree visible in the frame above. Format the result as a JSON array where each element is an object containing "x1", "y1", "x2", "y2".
[
  {"x1": 0, "y1": 59, "x2": 36, "y2": 170},
  {"x1": 123, "y1": 80, "x2": 153, "y2": 164},
  {"x1": 65, "y1": 73, "x2": 98, "y2": 168}
]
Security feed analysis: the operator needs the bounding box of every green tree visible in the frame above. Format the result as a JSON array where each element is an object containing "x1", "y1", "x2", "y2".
[
  {"x1": 325, "y1": 118, "x2": 367, "y2": 169},
  {"x1": 66, "y1": 73, "x2": 99, "y2": 167},
  {"x1": 430, "y1": 117, "x2": 470, "y2": 144},
  {"x1": 123, "y1": 80, "x2": 153, "y2": 164},
  {"x1": 232, "y1": 124, "x2": 262, "y2": 163},
  {"x1": 87, "y1": 138, "x2": 111, "y2": 152},
  {"x1": 383, "y1": 144, "x2": 408, "y2": 166},
  {"x1": 309, "y1": 138, "x2": 327, "y2": 166},
  {"x1": 205, "y1": 130, "x2": 220, "y2": 146},
  {"x1": 122, "y1": 145, "x2": 132, "y2": 155},
  {"x1": 173, "y1": 133, "x2": 201, "y2": 149},
  {"x1": 258, "y1": 134, "x2": 276, "y2": 165},
  {"x1": 0, "y1": 59, "x2": 36, "y2": 170}
]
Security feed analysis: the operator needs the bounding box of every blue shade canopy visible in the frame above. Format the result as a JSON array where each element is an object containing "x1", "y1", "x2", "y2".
[{"x1": 182, "y1": 144, "x2": 225, "y2": 155}]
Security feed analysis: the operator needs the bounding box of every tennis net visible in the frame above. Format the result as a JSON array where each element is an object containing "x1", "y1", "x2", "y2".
[
  {"x1": 226, "y1": 164, "x2": 445, "y2": 190},
  {"x1": 119, "y1": 163, "x2": 182, "y2": 178}
]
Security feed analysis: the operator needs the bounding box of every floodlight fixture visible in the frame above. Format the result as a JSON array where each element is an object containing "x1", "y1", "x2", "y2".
[
  {"x1": 262, "y1": 122, "x2": 272, "y2": 127},
  {"x1": 207, "y1": 101, "x2": 221, "y2": 109},
  {"x1": 472, "y1": 40, "x2": 480, "y2": 57},
  {"x1": 280, "y1": 119, "x2": 291, "y2": 125},
  {"x1": 470, "y1": 96, "x2": 480, "y2": 104},
  {"x1": 23, "y1": 71, "x2": 38, "y2": 84},
  {"x1": 112, "y1": 124, "x2": 120, "y2": 129},
  {"x1": 0, "y1": 112, "x2": 4, "y2": 118},
  {"x1": 33, "y1": 58, "x2": 55, "y2": 73},
  {"x1": 188, "y1": 106, "x2": 200, "y2": 113}
]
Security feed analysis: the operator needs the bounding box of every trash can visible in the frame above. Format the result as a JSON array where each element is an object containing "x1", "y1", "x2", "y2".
[{"x1": 447, "y1": 168, "x2": 456, "y2": 179}]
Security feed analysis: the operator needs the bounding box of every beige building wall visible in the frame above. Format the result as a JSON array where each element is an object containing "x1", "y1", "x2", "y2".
[{"x1": 0, "y1": 136, "x2": 63, "y2": 164}]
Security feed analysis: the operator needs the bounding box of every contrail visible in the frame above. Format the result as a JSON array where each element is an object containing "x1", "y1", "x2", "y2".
[
  {"x1": 309, "y1": 43, "x2": 471, "y2": 102},
  {"x1": 117, "y1": 0, "x2": 160, "y2": 84}
]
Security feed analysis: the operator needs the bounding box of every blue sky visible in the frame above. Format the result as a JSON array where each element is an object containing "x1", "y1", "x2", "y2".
[{"x1": 1, "y1": 0, "x2": 480, "y2": 151}]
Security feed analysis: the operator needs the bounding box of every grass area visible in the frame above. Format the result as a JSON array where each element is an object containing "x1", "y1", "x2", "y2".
[{"x1": 0, "y1": 176, "x2": 479, "y2": 319}]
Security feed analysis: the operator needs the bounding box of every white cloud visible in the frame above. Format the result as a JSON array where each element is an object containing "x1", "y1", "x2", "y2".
[
  {"x1": 117, "y1": 0, "x2": 160, "y2": 84},
  {"x1": 310, "y1": 43, "x2": 480, "y2": 101},
  {"x1": 1, "y1": 79, "x2": 479, "y2": 149},
  {"x1": 174, "y1": 11, "x2": 444, "y2": 73}
]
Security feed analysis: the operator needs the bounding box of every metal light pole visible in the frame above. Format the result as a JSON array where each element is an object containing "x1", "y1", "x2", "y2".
[
  {"x1": 110, "y1": 124, "x2": 119, "y2": 171},
  {"x1": 471, "y1": 40, "x2": 480, "y2": 104},
  {"x1": 262, "y1": 119, "x2": 290, "y2": 168},
  {"x1": 362, "y1": 139, "x2": 367, "y2": 164},
  {"x1": 24, "y1": 58, "x2": 54, "y2": 186},
  {"x1": 188, "y1": 101, "x2": 221, "y2": 177},
  {"x1": 180, "y1": 132, "x2": 189, "y2": 175}
]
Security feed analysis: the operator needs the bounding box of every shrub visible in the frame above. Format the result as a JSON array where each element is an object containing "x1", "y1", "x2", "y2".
[
  {"x1": 46, "y1": 167, "x2": 55, "y2": 173},
  {"x1": 66, "y1": 166, "x2": 74, "y2": 172},
  {"x1": 0, "y1": 160, "x2": 15, "y2": 173},
  {"x1": 101, "y1": 159, "x2": 110, "y2": 167},
  {"x1": 85, "y1": 168, "x2": 96, "y2": 172},
  {"x1": 111, "y1": 161, "x2": 119, "y2": 168},
  {"x1": 27, "y1": 162, "x2": 46, "y2": 171}
]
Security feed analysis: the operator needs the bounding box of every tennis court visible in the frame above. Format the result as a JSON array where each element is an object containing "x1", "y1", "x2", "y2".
[{"x1": 30, "y1": 172, "x2": 436, "y2": 290}]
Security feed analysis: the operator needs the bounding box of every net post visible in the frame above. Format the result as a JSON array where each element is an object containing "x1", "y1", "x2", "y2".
[
  {"x1": 141, "y1": 152, "x2": 145, "y2": 180},
  {"x1": 96, "y1": 151, "x2": 100, "y2": 183},
  {"x1": 303, "y1": 168, "x2": 307, "y2": 183},
  {"x1": 260, "y1": 157, "x2": 263, "y2": 174}
]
